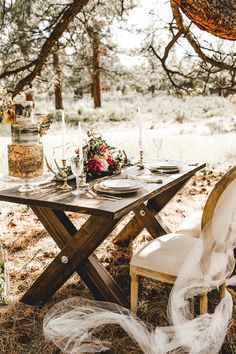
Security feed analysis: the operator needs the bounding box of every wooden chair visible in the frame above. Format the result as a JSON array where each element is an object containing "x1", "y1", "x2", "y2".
[{"x1": 130, "y1": 166, "x2": 236, "y2": 315}]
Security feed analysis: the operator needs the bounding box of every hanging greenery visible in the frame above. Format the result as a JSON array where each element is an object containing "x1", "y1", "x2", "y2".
[{"x1": 0, "y1": 243, "x2": 8, "y2": 305}]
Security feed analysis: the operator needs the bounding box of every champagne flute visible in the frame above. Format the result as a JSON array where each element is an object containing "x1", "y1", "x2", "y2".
[{"x1": 70, "y1": 156, "x2": 84, "y2": 195}]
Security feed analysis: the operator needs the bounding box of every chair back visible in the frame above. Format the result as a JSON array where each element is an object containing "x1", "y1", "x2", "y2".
[
  {"x1": 200, "y1": 166, "x2": 236, "y2": 276},
  {"x1": 202, "y1": 166, "x2": 236, "y2": 231}
]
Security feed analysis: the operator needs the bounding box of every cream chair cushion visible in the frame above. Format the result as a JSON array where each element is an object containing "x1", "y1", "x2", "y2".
[
  {"x1": 130, "y1": 233, "x2": 227, "y2": 279},
  {"x1": 175, "y1": 211, "x2": 202, "y2": 237}
]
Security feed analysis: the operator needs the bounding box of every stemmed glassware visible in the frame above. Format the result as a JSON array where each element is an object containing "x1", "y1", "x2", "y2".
[
  {"x1": 18, "y1": 177, "x2": 36, "y2": 193},
  {"x1": 70, "y1": 156, "x2": 84, "y2": 196},
  {"x1": 153, "y1": 138, "x2": 163, "y2": 160}
]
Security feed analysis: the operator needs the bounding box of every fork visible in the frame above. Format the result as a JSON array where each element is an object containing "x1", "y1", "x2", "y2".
[
  {"x1": 86, "y1": 192, "x2": 115, "y2": 202},
  {"x1": 87, "y1": 190, "x2": 122, "y2": 201},
  {"x1": 86, "y1": 192, "x2": 117, "y2": 201}
]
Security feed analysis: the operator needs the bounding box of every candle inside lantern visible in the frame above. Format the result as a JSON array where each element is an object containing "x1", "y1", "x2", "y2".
[
  {"x1": 61, "y1": 109, "x2": 66, "y2": 160},
  {"x1": 138, "y1": 107, "x2": 143, "y2": 151},
  {"x1": 78, "y1": 121, "x2": 83, "y2": 159}
]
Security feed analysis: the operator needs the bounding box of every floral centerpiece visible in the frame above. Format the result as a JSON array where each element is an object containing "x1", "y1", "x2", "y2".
[
  {"x1": 76, "y1": 130, "x2": 130, "y2": 180},
  {"x1": 0, "y1": 87, "x2": 16, "y2": 124}
]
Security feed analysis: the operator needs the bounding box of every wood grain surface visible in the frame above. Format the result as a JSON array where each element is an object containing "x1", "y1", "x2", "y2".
[{"x1": 0, "y1": 164, "x2": 206, "y2": 219}]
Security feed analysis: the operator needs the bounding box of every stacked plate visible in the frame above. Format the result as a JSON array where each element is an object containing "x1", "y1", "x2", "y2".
[
  {"x1": 94, "y1": 178, "x2": 143, "y2": 195},
  {"x1": 146, "y1": 162, "x2": 180, "y2": 174}
]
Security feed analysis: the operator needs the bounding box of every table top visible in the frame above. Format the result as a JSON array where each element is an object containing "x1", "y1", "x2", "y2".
[{"x1": 0, "y1": 163, "x2": 205, "y2": 219}]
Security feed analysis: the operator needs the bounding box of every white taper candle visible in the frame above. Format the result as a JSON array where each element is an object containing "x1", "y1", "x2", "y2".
[
  {"x1": 138, "y1": 107, "x2": 143, "y2": 151},
  {"x1": 61, "y1": 109, "x2": 66, "y2": 160},
  {"x1": 78, "y1": 121, "x2": 83, "y2": 159}
]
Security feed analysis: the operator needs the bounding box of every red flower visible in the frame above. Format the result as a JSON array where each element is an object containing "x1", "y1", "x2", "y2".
[
  {"x1": 107, "y1": 155, "x2": 115, "y2": 165},
  {"x1": 88, "y1": 157, "x2": 103, "y2": 175}
]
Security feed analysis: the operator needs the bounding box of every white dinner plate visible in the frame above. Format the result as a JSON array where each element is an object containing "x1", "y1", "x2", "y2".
[
  {"x1": 146, "y1": 163, "x2": 180, "y2": 173},
  {"x1": 100, "y1": 179, "x2": 140, "y2": 190},
  {"x1": 150, "y1": 167, "x2": 180, "y2": 174},
  {"x1": 94, "y1": 182, "x2": 143, "y2": 195},
  {"x1": 146, "y1": 162, "x2": 179, "y2": 170},
  {"x1": 155, "y1": 165, "x2": 179, "y2": 170}
]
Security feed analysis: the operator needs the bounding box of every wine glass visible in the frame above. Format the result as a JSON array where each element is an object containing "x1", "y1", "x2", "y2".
[
  {"x1": 70, "y1": 156, "x2": 84, "y2": 196},
  {"x1": 153, "y1": 138, "x2": 163, "y2": 161}
]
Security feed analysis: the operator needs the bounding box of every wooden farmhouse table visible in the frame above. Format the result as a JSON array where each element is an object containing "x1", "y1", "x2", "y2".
[{"x1": 0, "y1": 163, "x2": 205, "y2": 307}]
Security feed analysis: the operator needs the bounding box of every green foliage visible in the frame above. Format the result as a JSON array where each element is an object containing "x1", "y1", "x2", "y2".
[{"x1": 0, "y1": 244, "x2": 7, "y2": 305}]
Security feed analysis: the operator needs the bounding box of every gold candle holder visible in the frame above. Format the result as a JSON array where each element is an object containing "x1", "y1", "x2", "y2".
[{"x1": 59, "y1": 159, "x2": 72, "y2": 191}]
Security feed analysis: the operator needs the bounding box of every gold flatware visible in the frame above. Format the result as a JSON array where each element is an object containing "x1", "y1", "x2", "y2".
[
  {"x1": 86, "y1": 192, "x2": 117, "y2": 202},
  {"x1": 87, "y1": 190, "x2": 122, "y2": 201}
]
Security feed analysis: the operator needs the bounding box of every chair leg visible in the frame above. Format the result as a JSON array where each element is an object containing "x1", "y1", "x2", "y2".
[
  {"x1": 130, "y1": 273, "x2": 139, "y2": 315},
  {"x1": 200, "y1": 292, "x2": 208, "y2": 314},
  {"x1": 219, "y1": 282, "x2": 226, "y2": 299}
]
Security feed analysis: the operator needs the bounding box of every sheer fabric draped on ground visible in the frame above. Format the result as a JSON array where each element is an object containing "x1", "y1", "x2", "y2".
[{"x1": 43, "y1": 174, "x2": 236, "y2": 354}]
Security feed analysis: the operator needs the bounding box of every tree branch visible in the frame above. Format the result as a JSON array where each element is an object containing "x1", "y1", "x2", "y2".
[
  {"x1": 0, "y1": 60, "x2": 37, "y2": 79},
  {"x1": 162, "y1": 29, "x2": 184, "y2": 62},
  {"x1": 170, "y1": 0, "x2": 236, "y2": 72},
  {"x1": 12, "y1": 0, "x2": 90, "y2": 97},
  {"x1": 149, "y1": 43, "x2": 189, "y2": 93}
]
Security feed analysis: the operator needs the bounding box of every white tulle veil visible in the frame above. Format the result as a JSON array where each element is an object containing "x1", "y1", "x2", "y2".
[{"x1": 43, "y1": 175, "x2": 236, "y2": 354}]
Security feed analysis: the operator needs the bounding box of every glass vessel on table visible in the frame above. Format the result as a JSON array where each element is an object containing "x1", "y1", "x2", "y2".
[
  {"x1": 71, "y1": 156, "x2": 84, "y2": 195},
  {"x1": 8, "y1": 113, "x2": 44, "y2": 193},
  {"x1": 152, "y1": 137, "x2": 163, "y2": 160}
]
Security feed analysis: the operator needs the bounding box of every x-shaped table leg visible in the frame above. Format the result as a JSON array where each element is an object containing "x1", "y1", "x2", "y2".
[
  {"x1": 20, "y1": 207, "x2": 129, "y2": 307},
  {"x1": 113, "y1": 175, "x2": 191, "y2": 244}
]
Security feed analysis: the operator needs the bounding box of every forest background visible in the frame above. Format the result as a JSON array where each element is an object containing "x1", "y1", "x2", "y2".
[{"x1": 0, "y1": 0, "x2": 235, "y2": 169}]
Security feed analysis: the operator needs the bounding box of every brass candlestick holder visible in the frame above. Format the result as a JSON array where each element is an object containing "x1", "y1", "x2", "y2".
[
  {"x1": 138, "y1": 150, "x2": 144, "y2": 169},
  {"x1": 59, "y1": 159, "x2": 72, "y2": 191}
]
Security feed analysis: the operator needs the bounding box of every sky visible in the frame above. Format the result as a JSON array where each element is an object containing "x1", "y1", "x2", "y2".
[{"x1": 113, "y1": 0, "x2": 172, "y2": 67}]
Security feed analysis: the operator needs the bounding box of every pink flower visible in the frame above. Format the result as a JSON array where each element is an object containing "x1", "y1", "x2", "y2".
[{"x1": 88, "y1": 157, "x2": 103, "y2": 175}]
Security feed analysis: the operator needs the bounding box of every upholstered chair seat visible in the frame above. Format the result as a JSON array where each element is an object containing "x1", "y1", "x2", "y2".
[{"x1": 130, "y1": 233, "x2": 227, "y2": 282}]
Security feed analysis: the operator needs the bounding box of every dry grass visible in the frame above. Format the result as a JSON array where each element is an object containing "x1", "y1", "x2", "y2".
[{"x1": 0, "y1": 167, "x2": 235, "y2": 354}]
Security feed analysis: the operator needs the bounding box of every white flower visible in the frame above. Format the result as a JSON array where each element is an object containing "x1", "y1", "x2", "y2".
[{"x1": 100, "y1": 158, "x2": 109, "y2": 171}]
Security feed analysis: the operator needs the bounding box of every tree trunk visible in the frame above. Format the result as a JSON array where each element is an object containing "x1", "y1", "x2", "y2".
[
  {"x1": 174, "y1": 0, "x2": 236, "y2": 40},
  {"x1": 25, "y1": 90, "x2": 34, "y2": 102},
  {"x1": 92, "y1": 33, "x2": 101, "y2": 108},
  {"x1": 53, "y1": 50, "x2": 63, "y2": 110}
]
